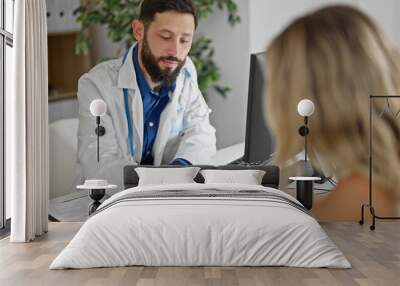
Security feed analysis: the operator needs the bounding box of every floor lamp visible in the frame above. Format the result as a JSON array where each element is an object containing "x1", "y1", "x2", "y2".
[{"x1": 359, "y1": 95, "x2": 400, "y2": 230}]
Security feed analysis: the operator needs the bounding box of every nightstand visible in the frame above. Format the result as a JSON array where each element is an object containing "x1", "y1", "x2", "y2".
[
  {"x1": 289, "y1": 177, "x2": 321, "y2": 210},
  {"x1": 77, "y1": 180, "x2": 117, "y2": 215}
]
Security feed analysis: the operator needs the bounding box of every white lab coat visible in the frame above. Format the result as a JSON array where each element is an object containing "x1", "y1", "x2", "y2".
[{"x1": 77, "y1": 44, "x2": 217, "y2": 188}]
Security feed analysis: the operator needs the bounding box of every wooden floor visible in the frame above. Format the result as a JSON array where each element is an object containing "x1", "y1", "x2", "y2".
[{"x1": 0, "y1": 222, "x2": 399, "y2": 286}]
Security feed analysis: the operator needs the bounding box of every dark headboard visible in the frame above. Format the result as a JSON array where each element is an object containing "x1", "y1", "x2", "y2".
[{"x1": 123, "y1": 165, "x2": 280, "y2": 189}]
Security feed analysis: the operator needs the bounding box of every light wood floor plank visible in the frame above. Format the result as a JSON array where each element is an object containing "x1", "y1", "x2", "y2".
[{"x1": 0, "y1": 222, "x2": 399, "y2": 286}]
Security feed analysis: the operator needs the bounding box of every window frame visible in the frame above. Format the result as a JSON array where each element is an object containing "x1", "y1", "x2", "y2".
[{"x1": 1, "y1": 0, "x2": 13, "y2": 230}]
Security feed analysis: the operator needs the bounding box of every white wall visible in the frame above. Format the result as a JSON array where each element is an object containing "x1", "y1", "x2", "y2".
[
  {"x1": 196, "y1": 0, "x2": 400, "y2": 149},
  {"x1": 196, "y1": 0, "x2": 250, "y2": 149},
  {"x1": 87, "y1": 0, "x2": 400, "y2": 150},
  {"x1": 250, "y1": 0, "x2": 400, "y2": 53},
  {"x1": 357, "y1": 0, "x2": 400, "y2": 46},
  {"x1": 48, "y1": 99, "x2": 78, "y2": 122},
  {"x1": 90, "y1": 25, "x2": 125, "y2": 63}
]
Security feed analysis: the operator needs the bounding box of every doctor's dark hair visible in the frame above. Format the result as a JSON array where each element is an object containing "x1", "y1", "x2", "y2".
[{"x1": 139, "y1": 0, "x2": 198, "y2": 28}]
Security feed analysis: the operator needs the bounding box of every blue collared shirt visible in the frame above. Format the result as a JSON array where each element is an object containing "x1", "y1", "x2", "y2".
[{"x1": 132, "y1": 46, "x2": 191, "y2": 166}]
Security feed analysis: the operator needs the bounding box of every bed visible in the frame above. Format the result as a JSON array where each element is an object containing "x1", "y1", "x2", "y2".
[{"x1": 50, "y1": 165, "x2": 350, "y2": 269}]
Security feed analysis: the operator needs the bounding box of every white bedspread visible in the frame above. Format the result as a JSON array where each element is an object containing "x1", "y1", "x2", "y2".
[{"x1": 50, "y1": 183, "x2": 351, "y2": 269}]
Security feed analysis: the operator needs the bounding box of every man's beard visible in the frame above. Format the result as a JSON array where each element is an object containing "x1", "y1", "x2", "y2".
[{"x1": 141, "y1": 36, "x2": 185, "y2": 87}]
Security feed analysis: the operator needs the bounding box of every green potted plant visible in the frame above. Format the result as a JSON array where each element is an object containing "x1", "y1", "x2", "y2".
[{"x1": 74, "y1": 0, "x2": 240, "y2": 100}]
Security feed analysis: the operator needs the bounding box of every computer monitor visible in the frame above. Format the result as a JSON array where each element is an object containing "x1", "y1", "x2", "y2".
[
  {"x1": 242, "y1": 52, "x2": 275, "y2": 163},
  {"x1": 240, "y1": 53, "x2": 327, "y2": 182}
]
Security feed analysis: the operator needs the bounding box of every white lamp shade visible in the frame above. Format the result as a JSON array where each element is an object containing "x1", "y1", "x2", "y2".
[
  {"x1": 297, "y1": 99, "x2": 315, "y2": 117},
  {"x1": 90, "y1": 99, "x2": 107, "y2": 117}
]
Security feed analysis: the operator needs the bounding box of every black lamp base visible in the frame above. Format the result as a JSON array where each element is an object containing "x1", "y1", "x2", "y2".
[
  {"x1": 296, "y1": 180, "x2": 313, "y2": 210},
  {"x1": 88, "y1": 189, "x2": 105, "y2": 215}
]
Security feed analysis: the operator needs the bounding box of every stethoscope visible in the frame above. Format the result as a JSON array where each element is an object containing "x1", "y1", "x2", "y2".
[
  {"x1": 120, "y1": 49, "x2": 195, "y2": 160},
  {"x1": 122, "y1": 49, "x2": 136, "y2": 160}
]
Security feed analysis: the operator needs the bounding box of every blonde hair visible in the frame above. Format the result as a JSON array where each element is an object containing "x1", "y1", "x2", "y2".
[{"x1": 266, "y1": 5, "x2": 400, "y2": 196}]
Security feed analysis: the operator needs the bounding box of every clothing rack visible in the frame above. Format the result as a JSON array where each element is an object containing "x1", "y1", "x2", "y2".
[{"x1": 359, "y1": 95, "x2": 400, "y2": 230}]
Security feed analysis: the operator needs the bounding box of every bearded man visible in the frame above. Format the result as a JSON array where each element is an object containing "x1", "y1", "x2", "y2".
[{"x1": 77, "y1": 0, "x2": 216, "y2": 188}]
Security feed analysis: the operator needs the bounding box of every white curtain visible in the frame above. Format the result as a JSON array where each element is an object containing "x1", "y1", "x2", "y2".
[{"x1": 8, "y1": 0, "x2": 49, "y2": 242}]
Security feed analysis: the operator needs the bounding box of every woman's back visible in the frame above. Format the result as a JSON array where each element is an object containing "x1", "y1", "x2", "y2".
[{"x1": 265, "y1": 5, "x2": 400, "y2": 219}]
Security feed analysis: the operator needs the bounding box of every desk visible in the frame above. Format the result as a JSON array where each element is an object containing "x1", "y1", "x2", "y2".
[
  {"x1": 49, "y1": 191, "x2": 115, "y2": 222},
  {"x1": 211, "y1": 142, "x2": 245, "y2": 165},
  {"x1": 49, "y1": 142, "x2": 246, "y2": 221}
]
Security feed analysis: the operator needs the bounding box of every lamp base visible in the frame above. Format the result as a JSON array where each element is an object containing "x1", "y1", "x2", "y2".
[
  {"x1": 88, "y1": 189, "x2": 105, "y2": 215},
  {"x1": 296, "y1": 180, "x2": 313, "y2": 210}
]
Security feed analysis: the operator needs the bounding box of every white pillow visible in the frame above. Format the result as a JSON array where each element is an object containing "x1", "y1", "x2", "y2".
[
  {"x1": 200, "y1": 169, "x2": 266, "y2": 185},
  {"x1": 135, "y1": 167, "x2": 201, "y2": 186}
]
